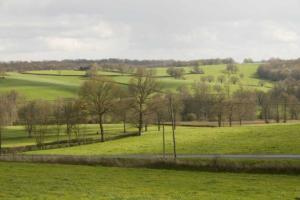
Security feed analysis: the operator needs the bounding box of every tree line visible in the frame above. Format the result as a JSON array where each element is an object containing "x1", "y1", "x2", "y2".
[
  {"x1": 257, "y1": 58, "x2": 300, "y2": 81},
  {"x1": 0, "y1": 58, "x2": 235, "y2": 72}
]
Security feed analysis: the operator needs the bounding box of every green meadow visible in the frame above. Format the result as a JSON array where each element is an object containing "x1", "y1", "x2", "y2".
[
  {"x1": 1, "y1": 124, "x2": 136, "y2": 148},
  {"x1": 0, "y1": 63, "x2": 271, "y2": 100},
  {"x1": 29, "y1": 123, "x2": 300, "y2": 155},
  {"x1": 0, "y1": 162, "x2": 299, "y2": 200}
]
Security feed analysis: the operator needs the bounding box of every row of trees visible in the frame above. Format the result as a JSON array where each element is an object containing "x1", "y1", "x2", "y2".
[
  {"x1": 180, "y1": 78, "x2": 300, "y2": 125},
  {"x1": 0, "y1": 69, "x2": 180, "y2": 157},
  {"x1": 14, "y1": 69, "x2": 162, "y2": 145},
  {"x1": 257, "y1": 58, "x2": 300, "y2": 81},
  {"x1": 0, "y1": 58, "x2": 236, "y2": 72},
  {"x1": 167, "y1": 63, "x2": 241, "y2": 80}
]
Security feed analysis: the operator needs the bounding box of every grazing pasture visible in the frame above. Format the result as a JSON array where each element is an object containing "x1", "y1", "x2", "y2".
[
  {"x1": 0, "y1": 63, "x2": 271, "y2": 100},
  {"x1": 1, "y1": 124, "x2": 136, "y2": 148},
  {"x1": 0, "y1": 162, "x2": 299, "y2": 200},
  {"x1": 29, "y1": 123, "x2": 300, "y2": 156}
]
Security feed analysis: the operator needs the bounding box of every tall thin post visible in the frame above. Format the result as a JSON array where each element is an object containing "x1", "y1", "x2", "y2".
[
  {"x1": 0, "y1": 129, "x2": 2, "y2": 156},
  {"x1": 169, "y1": 96, "x2": 177, "y2": 161},
  {"x1": 162, "y1": 123, "x2": 165, "y2": 159}
]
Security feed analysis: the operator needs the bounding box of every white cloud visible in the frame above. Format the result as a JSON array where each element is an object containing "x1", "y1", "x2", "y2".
[
  {"x1": 91, "y1": 22, "x2": 114, "y2": 38},
  {"x1": 45, "y1": 37, "x2": 86, "y2": 51},
  {"x1": 272, "y1": 29, "x2": 299, "y2": 43},
  {"x1": 261, "y1": 21, "x2": 300, "y2": 43}
]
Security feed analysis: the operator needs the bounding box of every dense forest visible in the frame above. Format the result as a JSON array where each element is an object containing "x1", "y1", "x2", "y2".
[
  {"x1": 257, "y1": 58, "x2": 300, "y2": 81},
  {"x1": 0, "y1": 58, "x2": 235, "y2": 72}
]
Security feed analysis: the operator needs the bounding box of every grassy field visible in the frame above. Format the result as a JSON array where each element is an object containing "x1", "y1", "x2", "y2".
[
  {"x1": 0, "y1": 72, "x2": 83, "y2": 100},
  {"x1": 0, "y1": 162, "x2": 299, "y2": 200},
  {"x1": 29, "y1": 123, "x2": 300, "y2": 155},
  {"x1": 0, "y1": 63, "x2": 271, "y2": 100},
  {"x1": 2, "y1": 124, "x2": 136, "y2": 148}
]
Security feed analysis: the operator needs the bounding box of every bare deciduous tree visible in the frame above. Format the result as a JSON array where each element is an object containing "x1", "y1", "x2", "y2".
[
  {"x1": 18, "y1": 101, "x2": 36, "y2": 138},
  {"x1": 80, "y1": 76, "x2": 120, "y2": 141},
  {"x1": 62, "y1": 99, "x2": 87, "y2": 144},
  {"x1": 32, "y1": 100, "x2": 52, "y2": 148},
  {"x1": 52, "y1": 99, "x2": 65, "y2": 142},
  {"x1": 129, "y1": 68, "x2": 160, "y2": 136}
]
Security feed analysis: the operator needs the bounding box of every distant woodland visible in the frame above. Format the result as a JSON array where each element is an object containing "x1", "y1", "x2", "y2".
[
  {"x1": 257, "y1": 58, "x2": 300, "y2": 81},
  {"x1": 0, "y1": 58, "x2": 235, "y2": 72}
]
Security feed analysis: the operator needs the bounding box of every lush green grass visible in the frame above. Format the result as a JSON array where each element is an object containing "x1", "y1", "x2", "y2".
[
  {"x1": 155, "y1": 63, "x2": 272, "y2": 90},
  {"x1": 0, "y1": 63, "x2": 271, "y2": 99},
  {"x1": 27, "y1": 70, "x2": 86, "y2": 76},
  {"x1": 27, "y1": 69, "x2": 124, "y2": 76},
  {"x1": 0, "y1": 162, "x2": 299, "y2": 200},
  {"x1": 30, "y1": 123, "x2": 300, "y2": 155},
  {"x1": 0, "y1": 72, "x2": 84, "y2": 100},
  {"x1": 2, "y1": 124, "x2": 136, "y2": 148}
]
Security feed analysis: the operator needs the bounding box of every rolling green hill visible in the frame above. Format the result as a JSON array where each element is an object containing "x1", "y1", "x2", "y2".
[{"x1": 0, "y1": 63, "x2": 271, "y2": 100}]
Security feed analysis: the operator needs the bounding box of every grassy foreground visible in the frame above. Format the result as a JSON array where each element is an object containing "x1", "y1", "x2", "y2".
[
  {"x1": 30, "y1": 123, "x2": 300, "y2": 155},
  {"x1": 0, "y1": 162, "x2": 299, "y2": 200}
]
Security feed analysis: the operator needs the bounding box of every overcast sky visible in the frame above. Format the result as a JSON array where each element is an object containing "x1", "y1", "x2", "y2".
[{"x1": 0, "y1": 0, "x2": 300, "y2": 61}]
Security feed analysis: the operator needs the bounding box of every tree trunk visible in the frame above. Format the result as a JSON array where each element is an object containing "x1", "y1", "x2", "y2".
[
  {"x1": 138, "y1": 103, "x2": 143, "y2": 136},
  {"x1": 283, "y1": 103, "x2": 287, "y2": 123},
  {"x1": 276, "y1": 104, "x2": 280, "y2": 123},
  {"x1": 66, "y1": 124, "x2": 71, "y2": 146},
  {"x1": 263, "y1": 107, "x2": 269, "y2": 123},
  {"x1": 157, "y1": 118, "x2": 161, "y2": 131},
  {"x1": 144, "y1": 124, "x2": 148, "y2": 132},
  {"x1": 99, "y1": 114, "x2": 104, "y2": 142},
  {"x1": 123, "y1": 120, "x2": 126, "y2": 133},
  {"x1": 162, "y1": 123, "x2": 165, "y2": 159},
  {"x1": 56, "y1": 125, "x2": 60, "y2": 142},
  {"x1": 0, "y1": 128, "x2": 2, "y2": 155},
  {"x1": 123, "y1": 113, "x2": 126, "y2": 133},
  {"x1": 217, "y1": 113, "x2": 222, "y2": 127},
  {"x1": 174, "y1": 116, "x2": 177, "y2": 130},
  {"x1": 27, "y1": 124, "x2": 33, "y2": 138}
]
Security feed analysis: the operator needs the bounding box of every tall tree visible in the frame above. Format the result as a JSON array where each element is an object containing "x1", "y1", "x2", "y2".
[
  {"x1": 52, "y1": 99, "x2": 65, "y2": 142},
  {"x1": 0, "y1": 92, "x2": 20, "y2": 153},
  {"x1": 129, "y1": 68, "x2": 160, "y2": 136},
  {"x1": 148, "y1": 94, "x2": 167, "y2": 131},
  {"x1": 18, "y1": 101, "x2": 37, "y2": 138},
  {"x1": 0, "y1": 96, "x2": 10, "y2": 154},
  {"x1": 233, "y1": 89, "x2": 256, "y2": 125},
  {"x1": 80, "y1": 76, "x2": 119, "y2": 141},
  {"x1": 256, "y1": 91, "x2": 271, "y2": 123},
  {"x1": 32, "y1": 100, "x2": 52, "y2": 148},
  {"x1": 113, "y1": 90, "x2": 133, "y2": 134},
  {"x1": 62, "y1": 99, "x2": 87, "y2": 144}
]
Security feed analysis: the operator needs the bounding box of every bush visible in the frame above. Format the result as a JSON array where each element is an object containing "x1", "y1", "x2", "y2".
[
  {"x1": 191, "y1": 66, "x2": 204, "y2": 74},
  {"x1": 186, "y1": 113, "x2": 197, "y2": 121},
  {"x1": 167, "y1": 67, "x2": 185, "y2": 79}
]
